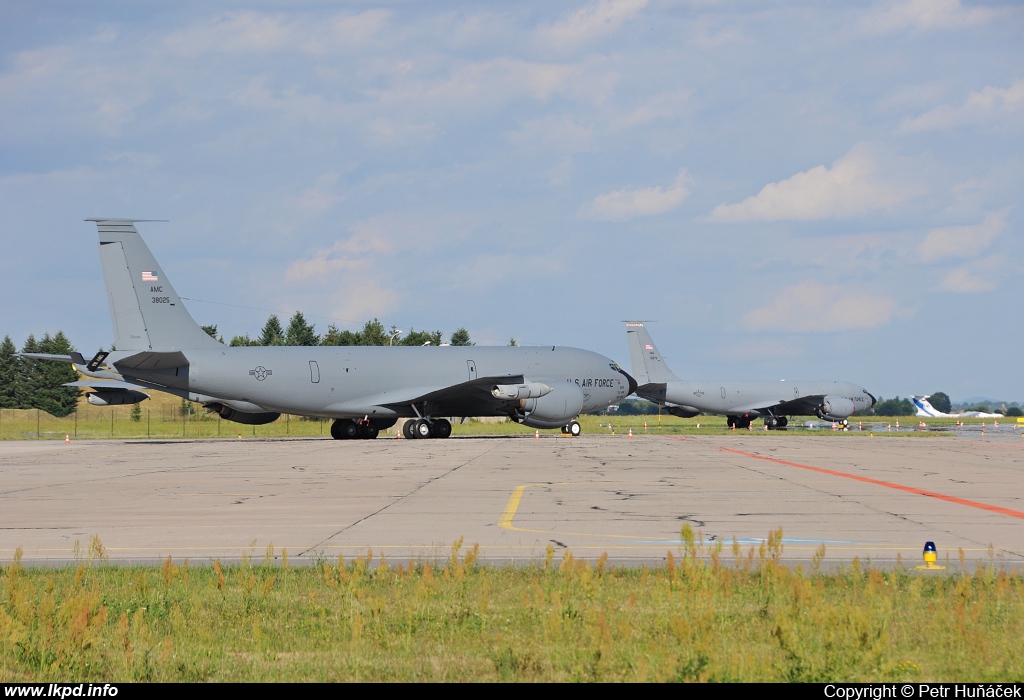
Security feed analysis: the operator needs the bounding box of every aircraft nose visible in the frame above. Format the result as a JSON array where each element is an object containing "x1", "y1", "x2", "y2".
[{"x1": 866, "y1": 391, "x2": 877, "y2": 407}]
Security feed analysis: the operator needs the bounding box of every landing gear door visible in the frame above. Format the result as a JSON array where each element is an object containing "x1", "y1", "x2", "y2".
[{"x1": 467, "y1": 360, "x2": 477, "y2": 382}]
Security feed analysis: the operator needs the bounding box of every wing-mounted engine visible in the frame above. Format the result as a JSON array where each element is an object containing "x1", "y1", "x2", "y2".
[
  {"x1": 510, "y1": 381, "x2": 585, "y2": 429},
  {"x1": 87, "y1": 390, "x2": 149, "y2": 406},
  {"x1": 816, "y1": 397, "x2": 856, "y2": 421}
]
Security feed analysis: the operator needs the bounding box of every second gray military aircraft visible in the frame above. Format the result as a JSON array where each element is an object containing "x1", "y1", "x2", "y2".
[
  {"x1": 625, "y1": 322, "x2": 875, "y2": 429},
  {"x1": 25, "y1": 219, "x2": 636, "y2": 439}
]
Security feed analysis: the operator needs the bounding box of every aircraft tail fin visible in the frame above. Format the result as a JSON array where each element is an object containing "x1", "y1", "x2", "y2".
[
  {"x1": 911, "y1": 395, "x2": 945, "y2": 418},
  {"x1": 88, "y1": 219, "x2": 221, "y2": 352},
  {"x1": 625, "y1": 322, "x2": 679, "y2": 385}
]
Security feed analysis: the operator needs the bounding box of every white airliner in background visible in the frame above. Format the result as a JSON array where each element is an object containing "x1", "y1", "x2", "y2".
[{"x1": 912, "y1": 396, "x2": 1002, "y2": 419}]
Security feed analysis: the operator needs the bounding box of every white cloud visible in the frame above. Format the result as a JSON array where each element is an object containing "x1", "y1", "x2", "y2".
[
  {"x1": 901, "y1": 80, "x2": 1024, "y2": 132},
  {"x1": 938, "y1": 257, "x2": 1002, "y2": 293},
  {"x1": 537, "y1": 0, "x2": 648, "y2": 47},
  {"x1": 162, "y1": 10, "x2": 392, "y2": 57},
  {"x1": 743, "y1": 281, "x2": 900, "y2": 333},
  {"x1": 508, "y1": 115, "x2": 594, "y2": 153},
  {"x1": 858, "y1": 0, "x2": 997, "y2": 34},
  {"x1": 917, "y1": 209, "x2": 1009, "y2": 262},
  {"x1": 614, "y1": 90, "x2": 693, "y2": 129},
  {"x1": 710, "y1": 145, "x2": 911, "y2": 222},
  {"x1": 580, "y1": 170, "x2": 691, "y2": 221},
  {"x1": 292, "y1": 172, "x2": 345, "y2": 214}
]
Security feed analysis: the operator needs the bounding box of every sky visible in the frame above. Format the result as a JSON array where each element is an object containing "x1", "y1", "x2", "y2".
[{"x1": 1, "y1": 0, "x2": 1021, "y2": 402}]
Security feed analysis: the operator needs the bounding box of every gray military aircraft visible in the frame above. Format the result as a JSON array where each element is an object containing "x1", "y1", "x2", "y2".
[
  {"x1": 625, "y1": 322, "x2": 875, "y2": 429},
  {"x1": 24, "y1": 219, "x2": 636, "y2": 439}
]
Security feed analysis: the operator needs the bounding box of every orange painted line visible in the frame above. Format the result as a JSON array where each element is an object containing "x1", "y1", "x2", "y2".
[
  {"x1": 717, "y1": 447, "x2": 1024, "y2": 521},
  {"x1": 667, "y1": 436, "x2": 688, "y2": 442}
]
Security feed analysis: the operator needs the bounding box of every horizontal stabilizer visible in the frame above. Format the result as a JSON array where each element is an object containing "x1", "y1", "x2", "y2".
[
  {"x1": 19, "y1": 352, "x2": 87, "y2": 364},
  {"x1": 64, "y1": 380, "x2": 150, "y2": 391}
]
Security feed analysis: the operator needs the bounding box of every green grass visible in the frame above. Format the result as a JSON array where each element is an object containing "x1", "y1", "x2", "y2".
[
  {"x1": 5, "y1": 396, "x2": 1007, "y2": 441},
  {"x1": 2, "y1": 533, "x2": 1023, "y2": 682}
]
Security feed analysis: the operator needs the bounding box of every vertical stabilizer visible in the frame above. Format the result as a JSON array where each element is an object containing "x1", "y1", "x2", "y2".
[
  {"x1": 89, "y1": 219, "x2": 221, "y2": 352},
  {"x1": 624, "y1": 322, "x2": 679, "y2": 385}
]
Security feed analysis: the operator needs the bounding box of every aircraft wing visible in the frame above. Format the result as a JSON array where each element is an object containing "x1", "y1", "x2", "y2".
[
  {"x1": 768, "y1": 395, "x2": 826, "y2": 415},
  {"x1": 724, "y1": 395, "x2": 827, "y2": 416},
  {"x1": 385, "y1": 372, "x2": 528, "y2": 405},
  {"x1": 324, "y1": 374, "x2": 527, "y2": 416}
]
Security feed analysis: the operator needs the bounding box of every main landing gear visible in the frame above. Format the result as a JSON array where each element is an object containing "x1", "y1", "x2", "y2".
[
  {"x1": 726, "y1": 415, "x2": 752, "y2": 429},
  {"x1": 401, "y1": 418, "x2": 452, "y2": 439},
  {"x1": 765, "y1": 416, "x2": 789, "y2": 430},
  {"x1": 559, "y1": 421, "x2": 582, "y2": 436},
  {"x1": 330, "y1": 419, "x2": 380, "y2": 440}
]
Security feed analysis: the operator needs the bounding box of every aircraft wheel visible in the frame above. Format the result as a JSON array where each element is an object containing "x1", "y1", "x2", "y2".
[
  {"x1": 330, "y1": 420, "x2": 346, "y2": 440},
  {"x1": 402, "y1": 419, "x2": 418, "y2": 440},
  {"x1": 727, "y1": 416, "x2": 736, "y2": 429},
  {"x1": 560, "y1": 426, "x2": 568, "y2": 434},
  {"x1": 778, "y1": 416, "x2": 788, "y2": 428},
  {"x1": 568, "y1": 420, "x2": 581, "y2": 437},
  {"x1": 360, "y1": 423, "x2": 379, "y2": 439},
  {"x1": 413, "y1": 419, "x2": 432, "y2": 439},
  {"x1": 342, "y1": 421, "x2": 360, "y2": 439},
  {"x1": 738, "y1": 417, "x2": 751, "y2": 429},
  {"x1": 431, "y1": 419, "x2": 452, "y2": 439},
  {"x1": 766, "y1": 417, "x2": 778, "y2": 430}
]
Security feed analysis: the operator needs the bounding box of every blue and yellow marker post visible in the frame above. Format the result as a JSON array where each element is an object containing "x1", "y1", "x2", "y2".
[{"x1": 915, "y1": 541, "x2": 945, "y2": 570}]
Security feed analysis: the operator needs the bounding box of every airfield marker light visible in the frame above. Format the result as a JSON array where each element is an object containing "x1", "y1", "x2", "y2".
[
  {"x1": 916, "y1": 541, "x2": 945, "y2": 570},
  {"x1": 238, "y1": 434, "x2": 241, "y2": 439}
]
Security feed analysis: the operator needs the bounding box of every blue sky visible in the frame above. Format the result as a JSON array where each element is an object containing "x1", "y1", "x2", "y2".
[{"x1": 1, "y1": 1, "x2": 1021, "y2": 401}]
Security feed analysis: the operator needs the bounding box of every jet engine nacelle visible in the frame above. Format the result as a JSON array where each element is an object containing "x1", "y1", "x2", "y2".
[
  {"x1": 817, "y1": 397, "x2": 856, "y2": 420},
  {"x1": 206, "y1": 402, "x2": 281, "y2": 425},
  {"x1": 516, "y1": 382, "x2": 585, "y2": 428},
  {"x1": 87, "y1": 390, "x2": 149, "y2": 406},
  {"x1": 492, "y1": 382, "x2": 552, "y2": 401}
]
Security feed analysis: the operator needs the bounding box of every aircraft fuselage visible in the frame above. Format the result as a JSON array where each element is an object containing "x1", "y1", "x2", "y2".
[{"x1": 115, "y1": 344, "x2": 631, "y2": 421}]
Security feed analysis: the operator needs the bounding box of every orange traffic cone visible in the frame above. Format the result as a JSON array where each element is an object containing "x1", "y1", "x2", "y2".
[
  {"x1": 535, "y1": 429, "x2": 540, "y2": 439},
  {"x1": 65, "y1": 434, "x2": 70, "y2": 444},
  {"x1": 628, "y1": 428, "x2": 633, "y2": 438}
]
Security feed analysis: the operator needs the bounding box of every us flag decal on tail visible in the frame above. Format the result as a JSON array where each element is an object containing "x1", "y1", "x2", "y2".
[{"x1": 142, "y1": 271, "x2": 158, "y2": 282}]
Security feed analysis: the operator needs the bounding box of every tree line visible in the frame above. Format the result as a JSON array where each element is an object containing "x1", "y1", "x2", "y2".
[
  {"x1": 212, "y1": 313, "x2": 475, "y2": 348},
  {"x1": 0, "y1": 333, "x2": 80, "y2": 417}
]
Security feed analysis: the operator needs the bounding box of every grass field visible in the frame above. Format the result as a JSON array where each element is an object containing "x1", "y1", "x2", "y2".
[
  {"x1": 2, "y1": 531, "x2": 1022, "y2": 682},
  {"x1": 3, "y1": 390, "x2": 1013, "y2": 440}
]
